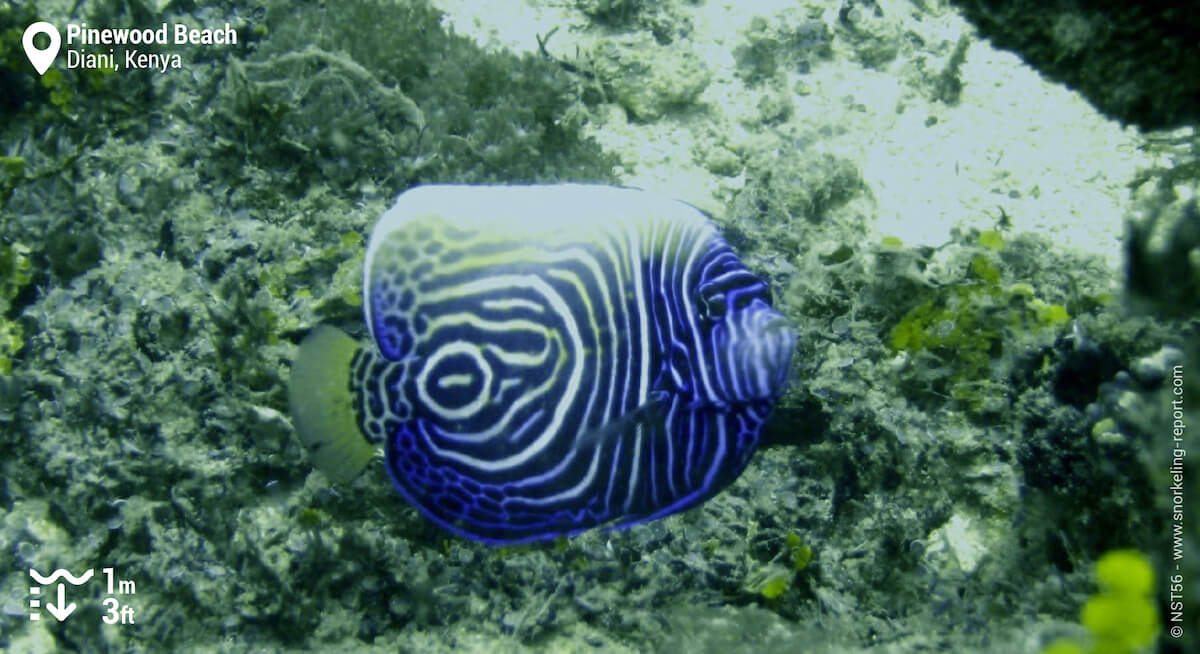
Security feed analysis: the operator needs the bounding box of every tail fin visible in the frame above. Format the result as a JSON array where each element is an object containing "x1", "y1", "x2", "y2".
[{"x1": 288, "y1": 326, "x2": 375, "y2": 483}]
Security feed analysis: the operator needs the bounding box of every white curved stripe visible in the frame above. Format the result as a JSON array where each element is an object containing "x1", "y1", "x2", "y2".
[
  {"x1": 484, "y1": 343, "x2": 551, "y2": 367},
  {"x1": 604, "y1": 437, "x2": 624, "y2": 514},
  {"x1": 415, "y1": 340, "x2": 491, "y2": 420},
  {"x1": 437, "y1": 373, "x2": 475, "y2": 388},
  {"x1": 505, "y1": 407, "x2": 544, "y2": 443},
  {"x1": 511, "y1": 445, "x2": 602, "y2": 506},
  {"x1": 678, "y1": 221, "x2": 721, "y2": 402},
  {"x1": 421, "y1": 333, "x2": 564, "y2": 446},
  {"x1": 628, "y1": 222, "x2": 650, "y2": 410},
  {"x1": 663, "y1": 395, "x2": 678, "y2": 500},
  {"x1": 419, "y1": 274, "x2": 584, "y2": 470},
  {"x1": 706, "y1": 267, "x2": 753, "y2": 286},
  {"x1": 623, "y1": 430, "x2": 643, "y2": 512},
  {"x1": 595, "y1": 231, "x2": 628, "y2": 424},
  {"x1": 547, "y1": 264, "x2": 605, "y2": 438},
  {"x1": 424, "y1": 312, "x2": 548, "y2": 339},
  {"x1": 542, "y1": 244, "x2": 621, "y2": 432},
  {"x1": 481, "y1": 297, "x2": 546, "y2": 314},
  {"x1": 702, "y1": 416, "x2": 727, "y2": 492}
]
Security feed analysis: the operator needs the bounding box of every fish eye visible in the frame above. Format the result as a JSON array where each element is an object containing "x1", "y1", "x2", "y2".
[{"x1": 700, "y1": 293, "x2": 727, "y2": 321}]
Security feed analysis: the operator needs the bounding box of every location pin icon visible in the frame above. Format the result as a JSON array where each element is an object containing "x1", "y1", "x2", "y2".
[{"x1": 22, "y1": 22, "x2": 61, "y2": 76}]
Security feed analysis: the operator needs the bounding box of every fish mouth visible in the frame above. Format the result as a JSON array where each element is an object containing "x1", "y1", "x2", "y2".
[
  {"x1": 761, "y1": 316, "x2": 797, "y2": 390},
  {"x1": 763, "y1": 314, "x2": 796, "y2": 340},
  {"x1": 724, "y1": 310, "x2": 795, "y2": 402}
]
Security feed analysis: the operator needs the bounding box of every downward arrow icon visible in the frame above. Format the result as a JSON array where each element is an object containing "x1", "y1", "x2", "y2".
[{"x1": 45, "y1": 584, "x2": 76, "y2": 622}]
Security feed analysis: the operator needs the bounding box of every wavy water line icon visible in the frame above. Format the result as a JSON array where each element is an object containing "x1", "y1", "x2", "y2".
[{"x1": 29, "y1": 568, "x2": 94, "y2": 585}]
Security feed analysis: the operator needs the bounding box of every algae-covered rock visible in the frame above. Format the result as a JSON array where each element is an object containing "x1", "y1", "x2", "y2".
[
  {"x1": 1125, "y1": 178, "x2": 1200, "y2": 319},
  {"x1": 591, "y1": 33, "x2": 711, "y2": 121}
]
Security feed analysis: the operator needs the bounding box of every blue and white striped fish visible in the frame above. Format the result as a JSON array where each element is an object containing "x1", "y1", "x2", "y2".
[{"x1": 289, "y1": 184, "x2": 795, "y2": 544}]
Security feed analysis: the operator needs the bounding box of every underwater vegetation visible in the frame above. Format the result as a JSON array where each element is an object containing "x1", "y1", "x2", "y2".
[
  {"x1": 0, "y1": 239, "x2": 31, "y2": 375},
  {"x1": 886, "y1": 228, "x2": 1074, "y2": 417},
  {"x1": 733, "y1": 13, "x2": 833, "y2": 85},
  {"x1": 1125, "y1": 132, "x2": 1200, "y2": 320},
  {"x1": 1043, "y1": 549, "x2": 1160, "y2": 654}
]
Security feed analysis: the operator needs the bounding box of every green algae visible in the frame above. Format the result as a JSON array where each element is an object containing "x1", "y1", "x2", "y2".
[{"x1": 0, "y1": 240, "x2": 30, "y2": 374}]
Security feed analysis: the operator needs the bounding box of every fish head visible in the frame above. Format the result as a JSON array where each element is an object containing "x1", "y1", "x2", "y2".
[{"x1": 693, "y1": 267, "x2": 795, "y2": 405}]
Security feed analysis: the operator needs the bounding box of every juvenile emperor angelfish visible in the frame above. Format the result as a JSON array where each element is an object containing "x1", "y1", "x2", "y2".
[{"x1": 289, "y1": 184, "x2": 795, "y2": 544}]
